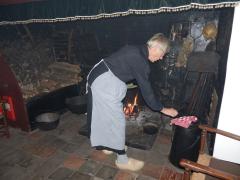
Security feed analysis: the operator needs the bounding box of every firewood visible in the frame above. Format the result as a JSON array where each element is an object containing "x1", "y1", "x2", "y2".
[{"x1": 48, "y1": 62, "x2": 80, "y2": 73}]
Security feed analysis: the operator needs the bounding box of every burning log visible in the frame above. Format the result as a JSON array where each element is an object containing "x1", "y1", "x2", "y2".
[{"x1": 124, "y1": 94, "x2": 139, "y2": 120}]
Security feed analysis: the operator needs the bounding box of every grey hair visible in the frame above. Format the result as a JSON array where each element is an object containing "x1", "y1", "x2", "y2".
[{"x1": 147, "y1": 33, "x2": 169, "y2": 52}]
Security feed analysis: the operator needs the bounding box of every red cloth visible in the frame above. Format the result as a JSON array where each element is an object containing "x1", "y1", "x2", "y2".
[{"x1": 170, "y1": 116, "x2": 198, "y2": 128}]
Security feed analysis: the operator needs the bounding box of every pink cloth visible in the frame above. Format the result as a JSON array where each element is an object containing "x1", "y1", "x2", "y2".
[{"x1": 170, "y1": 116, "x2": 198, "y2": 128}]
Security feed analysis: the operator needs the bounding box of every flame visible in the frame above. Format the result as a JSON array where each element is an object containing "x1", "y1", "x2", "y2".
[
  {"x1": 123, "y1": 94, "x2": 138, "y2": 117},
  {"x1": 133, "y1": 94, "x2": 138, "y2": 106}
]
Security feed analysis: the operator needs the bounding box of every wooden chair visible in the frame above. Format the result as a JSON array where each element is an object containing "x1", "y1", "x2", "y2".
[{"x1": 180, "y1": 124, "x2": 240, "y2": 180}]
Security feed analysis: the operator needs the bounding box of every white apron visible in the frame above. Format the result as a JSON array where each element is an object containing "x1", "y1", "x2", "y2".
[{"x1": 90, "y1": 67, "x2": 127, "y2": 150}]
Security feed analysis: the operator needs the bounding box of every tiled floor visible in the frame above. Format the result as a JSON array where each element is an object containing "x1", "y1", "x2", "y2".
[{"x1": 0, "y1": 111, "x2": 184, "y2": 180}]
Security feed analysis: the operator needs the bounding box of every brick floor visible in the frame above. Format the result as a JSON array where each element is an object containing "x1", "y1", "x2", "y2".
[
  {"x1": 48, "y1": 167, "x2": 74, "y2": 180},
  {"x1": 22, "y1": 143, "x2": 57, "y2": 158},
  {"x1": 63, "y1": 153, "x2": 86, "y2": 170},
  {"x1": 95, "y1": 164, "x2": 118, "y2": 179},
  {"x1": 141, "y1": 162, "x2": 163, "y2": 179},
  {"x1": 28, "y1": 130, "x2": 43, "y2": 140},
  {"x1": 69, "y1": 172, "x2": 92, "y2": 180},
  {"x1": 114, "y1": 170, "x2": 137, "y2": 180},
  {"x1": 31, "y1": 151, "x2": 67, "y2": 179},
  {"x1": 0, "y1": 111, "x2": 184, "y2": 180},
  {"x1": 78, "y1": 159, "x2": 102, "y2": 176},
  {"x1": 160, "y1": 167, "x2": 183, "y2": 180},
  {"x1": 90, "y1": 150, "x2": 109, "y2": 162}
]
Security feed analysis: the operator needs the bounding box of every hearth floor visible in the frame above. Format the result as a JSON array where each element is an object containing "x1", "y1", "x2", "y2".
[{"x1": 0, "y1": 111, "x2": 184, "y2": 180}]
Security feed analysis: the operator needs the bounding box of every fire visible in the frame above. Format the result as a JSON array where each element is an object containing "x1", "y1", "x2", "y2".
[{"x1": 123, "y1": 94, "x2": 139, "y2": 118}]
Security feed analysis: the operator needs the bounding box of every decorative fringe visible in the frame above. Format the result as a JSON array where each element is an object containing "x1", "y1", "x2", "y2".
[{"x1": 0, "y1": 2, "x2": 239, "y2": 25}]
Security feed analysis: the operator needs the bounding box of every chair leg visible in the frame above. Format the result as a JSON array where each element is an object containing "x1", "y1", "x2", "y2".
[
  {"x1": 183, "y1": 169, "x2": 191, "y2": 180},
  {"x1": 200, "y1": 128, "x2": 207, "y2": 154}
]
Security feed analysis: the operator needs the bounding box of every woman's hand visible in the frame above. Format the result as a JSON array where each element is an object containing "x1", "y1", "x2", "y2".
[{"x1": 160, "y1": 107, "x2": 178, "y2": 117}]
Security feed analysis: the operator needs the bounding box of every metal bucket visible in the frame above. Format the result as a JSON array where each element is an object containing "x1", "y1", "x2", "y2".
[
  {"x1": 35, "y1": 112, "x2": 60, "y2": 131},
  {"x1": 169, "y1": 122, "x2": 201, "y2": 168}
]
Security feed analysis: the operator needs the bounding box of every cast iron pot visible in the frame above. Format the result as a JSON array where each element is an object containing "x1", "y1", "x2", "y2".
[
  {"x1": 143, "y1": 122, "x2": 159, "y2": 135},
  {"x1": 65, "y1": 94, "x2": 87, "y2": 114},
  {"x1": 35, "y1": 112, "x2": 60, "y2": 131}
]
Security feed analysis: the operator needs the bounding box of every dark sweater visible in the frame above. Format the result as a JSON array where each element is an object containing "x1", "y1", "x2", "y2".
[{"x1": 104, "y1": 45, "x2": 163, "y2": 111}]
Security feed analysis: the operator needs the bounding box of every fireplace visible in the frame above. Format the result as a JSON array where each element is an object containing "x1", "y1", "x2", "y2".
[{"x1": 0, "y1": 4, "x2": 234, "y2": 153}]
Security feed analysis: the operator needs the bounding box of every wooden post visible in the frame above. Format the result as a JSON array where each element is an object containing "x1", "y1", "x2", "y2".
[{"x1": 200, "y1": 128, "x2": 207, "y2": 154}]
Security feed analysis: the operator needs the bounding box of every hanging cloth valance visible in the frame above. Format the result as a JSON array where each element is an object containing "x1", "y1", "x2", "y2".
[{"x1": 0, "y1": 0, "x2": 239, "y2": 26}]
